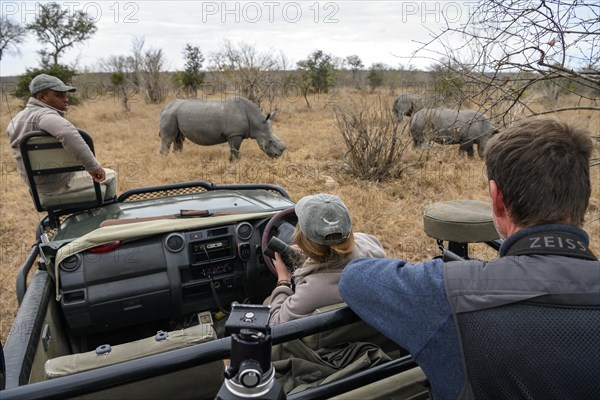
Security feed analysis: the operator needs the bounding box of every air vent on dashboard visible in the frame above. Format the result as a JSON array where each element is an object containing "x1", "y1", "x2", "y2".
[
  {"x1": 236, "y1": 222, "x2": 254, "y2": 240},
  {"x1": 165, "y1": 233, "x2": 185, "y2": 253}
]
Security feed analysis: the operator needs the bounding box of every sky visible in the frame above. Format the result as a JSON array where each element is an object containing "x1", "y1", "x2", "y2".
[{"x1": 0, "y1": 1, "x2": 478, "y2": 77}]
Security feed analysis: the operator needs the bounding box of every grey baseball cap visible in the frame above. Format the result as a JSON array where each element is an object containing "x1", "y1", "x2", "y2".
[
  {"x1": 29, "y1": 74, "x2": 76, "y2": 95},
  {"x1": 295, "y1": 194, "x2": 352, "y2": 245}
]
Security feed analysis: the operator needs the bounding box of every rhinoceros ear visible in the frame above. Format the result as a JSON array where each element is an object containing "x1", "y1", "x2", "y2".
[{"x1": 265, "y1": 108, "x2": 278, "y2": 122}]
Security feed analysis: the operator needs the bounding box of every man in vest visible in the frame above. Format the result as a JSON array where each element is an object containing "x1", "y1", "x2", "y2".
[{"x1": 340, "y1": 118, "x2": 599, "y2": 399}]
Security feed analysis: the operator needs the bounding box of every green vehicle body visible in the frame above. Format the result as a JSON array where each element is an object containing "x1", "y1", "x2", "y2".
[{"x1": 1, "y1": 181, "x2": 430, "y2": 400}]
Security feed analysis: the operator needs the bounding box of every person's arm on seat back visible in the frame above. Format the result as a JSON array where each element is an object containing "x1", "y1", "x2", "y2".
[{"x1": 37, "y1": 112, "x2": 102, "y2": 176}]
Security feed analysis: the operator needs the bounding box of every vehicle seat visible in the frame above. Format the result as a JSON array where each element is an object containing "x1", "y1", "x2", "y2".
[
  {"x1": 273, "y1": 303, "x2": 429, "y2": 399},
  {"x1": 423, "y1": 200, "x2": 499, "y2": 243},
  {"x1": 19, "y1": 130, "x2": 114, "y2": 227},
  {"x1": 300, "y1": 302, "x2": 405, "y2": 358},
  {"x1": 44, "y1": 322, "x2": 224, "y2": 400}
]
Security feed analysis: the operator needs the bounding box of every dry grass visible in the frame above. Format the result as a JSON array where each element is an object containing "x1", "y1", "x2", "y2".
[{"x1": 1, "y1": 88, "x2": 599, "y2": 341}]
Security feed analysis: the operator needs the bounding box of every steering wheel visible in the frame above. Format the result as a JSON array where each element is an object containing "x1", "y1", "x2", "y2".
[{"x1": 261, "y1": 207, "x2": 297, "y2": 276}]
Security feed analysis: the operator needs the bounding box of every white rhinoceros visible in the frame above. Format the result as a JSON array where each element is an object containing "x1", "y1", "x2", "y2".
[
  {"x1": 392, "y1": 94, "x2": 419, "y2": 122},
  {"x1": 159, "y1": 96, "x2": 286, "y2": 161},
  {"x1": 409, "y1": 108, "x2": 498, "y2": 158},
  {"x1": 392, "y1": 92, "x2": 440, "y2": 122}
]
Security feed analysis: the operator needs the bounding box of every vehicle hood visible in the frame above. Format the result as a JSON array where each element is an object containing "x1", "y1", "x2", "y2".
[{"x1": 54, "y1": 189, "x2": 294, "y2": 241}]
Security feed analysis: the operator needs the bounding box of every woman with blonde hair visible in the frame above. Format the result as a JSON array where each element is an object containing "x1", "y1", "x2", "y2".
[{"x1": 268, "y1": 193, "x2": 386, "y2": 325}]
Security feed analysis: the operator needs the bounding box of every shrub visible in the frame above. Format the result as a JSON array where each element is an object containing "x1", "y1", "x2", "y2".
[{"x1": 334, "y1": 93, "x2": 410, "y2": 181}]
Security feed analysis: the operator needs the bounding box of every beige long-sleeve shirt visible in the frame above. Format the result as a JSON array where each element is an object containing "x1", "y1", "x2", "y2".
[
  {"x1": 7, "y1": 97, "x2": 101, "y2": 194},
  {"x1": 268, "y1": 232, "x2": 387, "y2": 325}
]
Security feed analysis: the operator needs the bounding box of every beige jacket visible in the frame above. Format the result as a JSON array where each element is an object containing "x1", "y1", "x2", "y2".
[
  {"x1": 268, "y1": 232, "x2": 386, "y2": 325},
  {"x1": 7, "y1": 97, "x2": 101, "y2": 194}
]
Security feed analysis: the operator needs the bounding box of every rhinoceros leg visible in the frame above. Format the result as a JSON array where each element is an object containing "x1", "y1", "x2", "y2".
[
  {"x1": 159, "y1": 128, "x2": 184, "y2": 155},
  {"x1": 476, "y1": 141, "x2": 486, "y2": 159},
  {"x1": 159, "y1": 103, "x2": 182, "y2": 155},
  {"x1": 228, "y1": 136, "x2": 244, "y2": 161},
  {"x1": 159, "y1": 136, "x2": 172, "y2": 155},
  {"x1": 409, "y1": 126, "x2": 424, "y2": 148},
  {"x1": 173, "y1": 131, "x2": 184, "y2": 153},
  {"x1": 459, "y1": 142, "x2": 475, "y2": 159},
  {"x1": 159, "y1": 133, "x2": 183, "y2": 155},
  {"x1": 159, "y1": 119, "x2": 177, "y2": 155}
]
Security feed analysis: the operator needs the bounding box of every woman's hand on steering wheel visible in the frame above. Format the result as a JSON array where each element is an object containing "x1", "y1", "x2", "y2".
[{"x1": 261, "y1": 206, "x2": 297, "y2": 276}]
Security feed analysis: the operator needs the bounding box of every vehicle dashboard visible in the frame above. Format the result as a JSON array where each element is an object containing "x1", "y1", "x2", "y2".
[{"x1": 47, "y1": 183, "x2": 296, "y2": 350}]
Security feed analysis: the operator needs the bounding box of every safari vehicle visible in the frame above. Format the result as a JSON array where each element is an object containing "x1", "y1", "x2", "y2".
[{"x1": 0, "y1": 132, "x2": 501, "y2": 399}]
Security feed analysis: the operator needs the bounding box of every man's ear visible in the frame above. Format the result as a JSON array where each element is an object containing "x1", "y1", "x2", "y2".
[{"x1": 489, "y1": 180, "x2": 506, "y2": 218}]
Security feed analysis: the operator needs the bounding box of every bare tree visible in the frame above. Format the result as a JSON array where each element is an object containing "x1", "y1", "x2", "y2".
[
  {"x1": 210, "y1": 40, "x2": 280, "y2": 107},
  {"x1": 0, "y1": 18, "x2": 27, "y2": 60},
  {"x1": 122, "y1": 36, "x2": 167, "y2": 104},
  {"x1": 413, "y1": 0, "x2": 599, "y2": 125},
  {"x1": 128, "y1": 36, "x2": 144, "y2": 90},
  {"x1": 277, "y1": 50, "x2": 292, "y2": 71},
  {"x1": 98, "y1": 55, "x2": 138, "y2": 111},
  {"x1": 140, "y1": 47, "x2": 166, "y2": 103}
]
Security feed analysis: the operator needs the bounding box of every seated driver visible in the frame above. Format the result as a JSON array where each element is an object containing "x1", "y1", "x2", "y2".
[
  {"x1": 266, "y1": 193, "x2": 386, "y2": 325},
  {"x1": 7, "y1": 73, "x2": 116, "y2": 201}
]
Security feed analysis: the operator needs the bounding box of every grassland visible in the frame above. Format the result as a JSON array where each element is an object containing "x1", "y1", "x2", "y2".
[{"x1": 1, "y1": 88, "x2": 598, "y2": 341}]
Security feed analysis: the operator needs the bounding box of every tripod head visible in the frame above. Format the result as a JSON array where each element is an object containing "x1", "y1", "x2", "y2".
[{"x1": 216, "y1": 303, "x2": 285, "y2": 400}]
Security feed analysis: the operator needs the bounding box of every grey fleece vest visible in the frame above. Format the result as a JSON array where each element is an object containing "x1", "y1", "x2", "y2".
[{"x1": 444, "y1": 230, "x2": 600, "y2": 400}]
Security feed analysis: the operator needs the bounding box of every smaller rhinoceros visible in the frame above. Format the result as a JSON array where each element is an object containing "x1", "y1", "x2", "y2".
[
  {"x1": 392, "y1": 92, "x2": 439, "y2": 122},
  {"x1": 409, "y1": 108, "x2": 498, "y2": 158},
  {"x1": 159, "y1": 96, "x2": 286, "y2": 161},
  {"x1": 392, "y1": 94, "x2": 418, "y2": 122}
]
